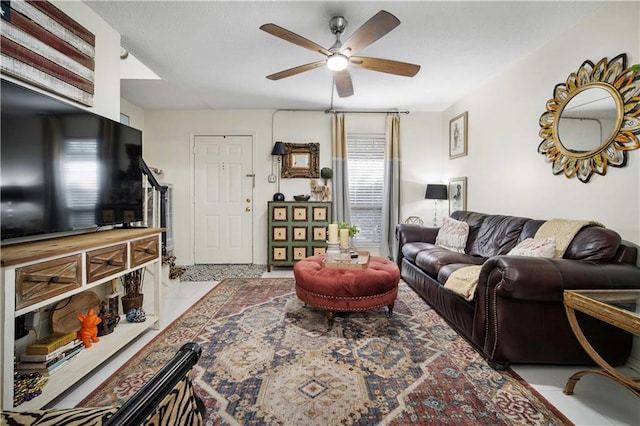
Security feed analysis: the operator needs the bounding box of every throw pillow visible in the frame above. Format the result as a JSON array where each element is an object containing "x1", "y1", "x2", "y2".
[
  {"x1": 435, "y1": 217, "x2": 469, "y2": 253},
  {"x1": 508, "y1": 237, "x2": 556, "y2": 258}
]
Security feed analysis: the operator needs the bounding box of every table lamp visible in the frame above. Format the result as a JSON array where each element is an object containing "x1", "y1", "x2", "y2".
[
  {"x1": 271, "y1": 141, "x2": 286, "y2": 201},
  {"x1": 425, "y1": 184, "x2": 448, "y2": 226}
]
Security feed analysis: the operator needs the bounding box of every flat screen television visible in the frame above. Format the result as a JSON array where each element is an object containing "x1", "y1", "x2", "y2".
[{"x1": 1, "y1": 79, "x2": 143, "y2": 245}]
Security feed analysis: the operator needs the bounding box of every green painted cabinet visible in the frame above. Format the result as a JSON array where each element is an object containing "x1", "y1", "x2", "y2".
[{"x1": 267, "y1": 201, "x2": 332, "y2": 271}]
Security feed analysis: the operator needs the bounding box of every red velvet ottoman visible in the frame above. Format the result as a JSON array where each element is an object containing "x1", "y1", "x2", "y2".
[{"x1": 293, "y1": 255, "x2": 400, "y2": 329}]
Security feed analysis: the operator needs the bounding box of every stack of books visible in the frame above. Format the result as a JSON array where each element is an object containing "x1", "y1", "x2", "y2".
[{"x1": 17, "y1": 332, "x2": 85, "y2": 376}]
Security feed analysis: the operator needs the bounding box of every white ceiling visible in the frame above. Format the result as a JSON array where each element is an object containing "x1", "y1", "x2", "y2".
[{"x1": 85, "y1": 1, "x2": 605, "y2": 112}]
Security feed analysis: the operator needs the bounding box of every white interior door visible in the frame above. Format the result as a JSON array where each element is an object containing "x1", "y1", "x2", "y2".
[{"x1": 194, "y1": 135, "x2": 253, "y2": 264}]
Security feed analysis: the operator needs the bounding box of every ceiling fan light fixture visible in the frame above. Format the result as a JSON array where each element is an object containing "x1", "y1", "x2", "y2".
[
  {"x1": 261, "y1": 10, "x2": 420, "y2": 95},
  {"x1": 327, "y1": 53, "x2": 348, "y2": 71}
]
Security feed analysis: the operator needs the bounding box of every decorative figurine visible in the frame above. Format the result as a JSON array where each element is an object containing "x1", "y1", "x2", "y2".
[
  {"x1": 310, "y1": 179, "x2": 330, "y2": 201},
  {"x1": 77, "y1": 308, "x2": 102, "y2": 348},
  {"x1": 126, "y1": 307, "x2": 146, "y2": 323},
  {"x1": 98, "y1": 301, "x2": 120, "y2": 336}
]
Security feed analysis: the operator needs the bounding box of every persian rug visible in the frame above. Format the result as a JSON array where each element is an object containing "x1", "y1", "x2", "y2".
[
  {"x1": 79, "y1": 278, "x2": 571, "y2": 425},
  {"x1": 177, "y1": 263, "x2": 267, "y2": 281}
]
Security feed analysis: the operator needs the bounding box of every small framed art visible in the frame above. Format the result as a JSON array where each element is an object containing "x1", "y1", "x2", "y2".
[
  {"x1": 281, "y1": 143, "x2": 320, "y2": 178},
  {"x1": 449, "y1": 177, "x2": 467, "y2": 214},
  {"x1": 449, "y1": 111, "x2": 468, "y2": 159}
]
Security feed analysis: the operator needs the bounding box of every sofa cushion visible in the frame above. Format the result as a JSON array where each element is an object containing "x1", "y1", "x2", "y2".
[
  {"x1": 451, "y1": 211, "x2": 487, "y2": 251},
  {"x1": 415, "y1": 247, "x2": 485, "y2": 276},
  {"x1": 508, "y1": 237, "x2": 556, "y2": 258},
  {"x1": 402, "y1": 242, "x2": 437, "y2": 263},
  {"x1": 564, "y1": 227, "x2": 621, "y2": 261},
  {"x1": 435, "y1": 217, "x2": 469, "y2": 253},
  {"x1": 469, "y1": 215, "x2": 531, "y2": 257},
  {"x1": 518, "y1": 220, "x2": 545, "y2": 243}
]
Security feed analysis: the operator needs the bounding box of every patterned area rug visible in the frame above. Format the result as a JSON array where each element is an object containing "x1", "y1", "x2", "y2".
[
  {"x1": 79, "y1": 278, "x2": 571, "y2": 425},
  {"x1": 177, "y1": 264, "x2": 267, "y2": 281}
]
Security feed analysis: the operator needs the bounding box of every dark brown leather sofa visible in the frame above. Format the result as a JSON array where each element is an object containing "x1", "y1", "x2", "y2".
[{"x1": 396, "y1": 210, "x2": 640, "y2": 369}]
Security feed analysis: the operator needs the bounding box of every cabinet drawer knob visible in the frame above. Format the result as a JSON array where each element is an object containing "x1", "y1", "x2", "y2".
[
  {"x1": 50, "y1": 276, "x2": 59, "y2": 283},
  {"x1": 144, "y1": 248, "x2": 153, "y2": 254},
  {"x1": 107, "y1": 259, "x2": 114, "y2": 266}
]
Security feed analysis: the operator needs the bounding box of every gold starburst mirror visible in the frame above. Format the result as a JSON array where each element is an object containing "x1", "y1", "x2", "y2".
[{"x1": 538, "y1": 54, "x2": 640, "y2": 183}]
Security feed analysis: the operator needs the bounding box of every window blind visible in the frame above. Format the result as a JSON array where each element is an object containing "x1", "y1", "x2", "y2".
[{"x1": 347, "y1": 133, "x2": 385, "y2": 245}]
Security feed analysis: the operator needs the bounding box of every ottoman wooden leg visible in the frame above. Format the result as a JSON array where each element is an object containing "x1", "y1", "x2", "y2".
[
  {"x1": 326, "y1": 311, "x2": 336, "y2": 330},
  {"x1": 387, "y1": 302, "x2": 395, "y2": 318}
]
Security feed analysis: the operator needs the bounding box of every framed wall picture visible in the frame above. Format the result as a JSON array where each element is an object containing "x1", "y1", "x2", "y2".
[
  {"x1": 282, "y1": 143, "x2": 320, "y2": 178},
  {"x1": 449, "y1": 111, "x2": 468, "y2": 159},
  {"x1": 449, "y1": 177, "x2": 467, "y2": 214}
]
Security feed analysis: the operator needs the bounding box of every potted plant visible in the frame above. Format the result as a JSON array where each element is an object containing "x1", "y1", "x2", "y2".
[
  {"x1": 320, "y1": 167, "x2": 333, "y2": 185},
  {"x1": 338, "y1": 221, "x2": 360, "y2": 246},
  {"x1": 121, "y1": 268, "x2": 144, "y2": 313}
]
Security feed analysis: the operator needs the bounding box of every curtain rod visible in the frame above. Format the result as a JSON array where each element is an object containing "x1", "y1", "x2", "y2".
[{"x1": 325, "y1": 109, "x2": 410, "y2": 114}]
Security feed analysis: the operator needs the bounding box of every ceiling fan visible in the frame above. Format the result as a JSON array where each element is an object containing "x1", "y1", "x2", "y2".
[{"x1": 260, "y1": 10, "x2": 421, "y2": 98}]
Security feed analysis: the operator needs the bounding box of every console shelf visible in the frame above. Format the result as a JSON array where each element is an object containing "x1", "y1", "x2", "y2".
[
  {"x1": 17, "y1": 315, "x2": 158, "y2": 411},
  {"x1": 1, "y1": 229, "x2": 163, "y2": 411}
]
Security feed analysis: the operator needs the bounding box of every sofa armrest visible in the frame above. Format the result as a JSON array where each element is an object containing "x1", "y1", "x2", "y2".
[
  {"x1": 473, "y1": 256, "x2": 640, "y2": 368},
  {"x1": 480, "y1": 256, "x2": 640, "y2": 303},
  {"x1": 105, "y1": 342, "x2": 204, "y2": 425},
  {"x1": 2, "y1": 343, "x2": 204, "y2": 426},
  {"x1": 395, "y1": 224, "x2": 439, "y2": 268}
]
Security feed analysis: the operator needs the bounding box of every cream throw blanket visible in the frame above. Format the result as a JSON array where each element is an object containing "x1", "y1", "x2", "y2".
[
  {"x1": 534, "y1": 219, "x2": 603, "y2": 258},
  {"x1": 444, "y1": 265, "x2": 483, "y2": 301},
  {"x1": 444, "y1": 218, "x2": 603, "y2": 301}
]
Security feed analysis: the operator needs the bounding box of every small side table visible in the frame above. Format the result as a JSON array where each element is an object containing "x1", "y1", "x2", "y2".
[{"x1": 563, "y1": 290, "x2": 640, "y2": 398}]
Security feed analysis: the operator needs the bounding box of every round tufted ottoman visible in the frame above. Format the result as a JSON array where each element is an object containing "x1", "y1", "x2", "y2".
[{"x1": 293, "y1": 255, "x2": 400, "y2": 329}]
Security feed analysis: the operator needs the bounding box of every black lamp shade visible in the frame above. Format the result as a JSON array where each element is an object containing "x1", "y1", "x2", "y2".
[
  {"x1": 425, "y1": 184, "x2": 448, "y2": 200},
  {"x1": 271, "y1": 141, "x2": 286, "y2": 156}
]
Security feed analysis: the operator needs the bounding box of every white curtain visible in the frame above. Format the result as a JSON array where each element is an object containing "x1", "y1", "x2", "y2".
[
  {"x1": 381, "y1": 113, "x2": 401, "y2": 259},
  {"x1": 331, "y1": 113, "x2": 351, "y2": 223}
]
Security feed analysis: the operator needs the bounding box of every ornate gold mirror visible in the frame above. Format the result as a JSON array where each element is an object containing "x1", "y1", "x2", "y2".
[
  {"x1": 281, "y1": 143, "x2": 320, "y2": 178},
  {"x1": 538, "y1": 54, "x2": 640, "y2": 183}
]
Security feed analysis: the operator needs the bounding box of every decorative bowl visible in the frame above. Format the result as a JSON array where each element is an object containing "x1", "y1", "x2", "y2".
[{"x1": 293, "y1": 194, "x2": 311, "y2": 202}]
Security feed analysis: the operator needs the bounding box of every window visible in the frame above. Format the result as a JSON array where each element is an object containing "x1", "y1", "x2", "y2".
[{"x1": 347, "y1": 133, "x2": 385, "y2": 245}]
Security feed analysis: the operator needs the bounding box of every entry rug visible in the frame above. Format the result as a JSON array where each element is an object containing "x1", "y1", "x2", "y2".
[
  {"x1": 177, "y1": 263, "x2": 267, "y2": 281},
  {"x1": 79, "y1": 278, "x2": 571, "y2": 425}
]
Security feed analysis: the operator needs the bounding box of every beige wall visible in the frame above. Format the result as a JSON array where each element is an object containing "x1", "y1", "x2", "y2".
[
  {"x1": 141, "y1": 110, "x2": 442, "y2": 264},
  {"x1": 120, "y1": 98, "x2": 145, "y2": 130},
  {"x1": 129, "y1": 1, "x2": 640, "y2": 264},
  {"x1": 142, "y1": 109, "x2": 271, "y2": 264},
  {"x1": 442, "y1": 1, "x2": 640, "y2": 245}
]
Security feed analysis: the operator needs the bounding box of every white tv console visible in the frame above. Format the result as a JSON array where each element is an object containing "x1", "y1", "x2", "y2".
[{"x1": 1, "y1": 228, "x2": 163, "y2": 411}]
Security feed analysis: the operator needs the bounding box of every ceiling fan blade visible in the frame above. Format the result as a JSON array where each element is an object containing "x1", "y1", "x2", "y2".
[
  {"x1": 266, "y1": 60, "x2": 327, "y2": 80},
  {"x1": 334, "y1": 70, "x2": 354, "y2": 98},
  {"x1": 339, "y1": 10, "x2": 400, "y2": 56},
  {"x1": 349, "y1": 56, "x2": 421, "y2": 77},
  {"x1": 260, "y1": 23, "x2": 331, "y2": 56}
]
